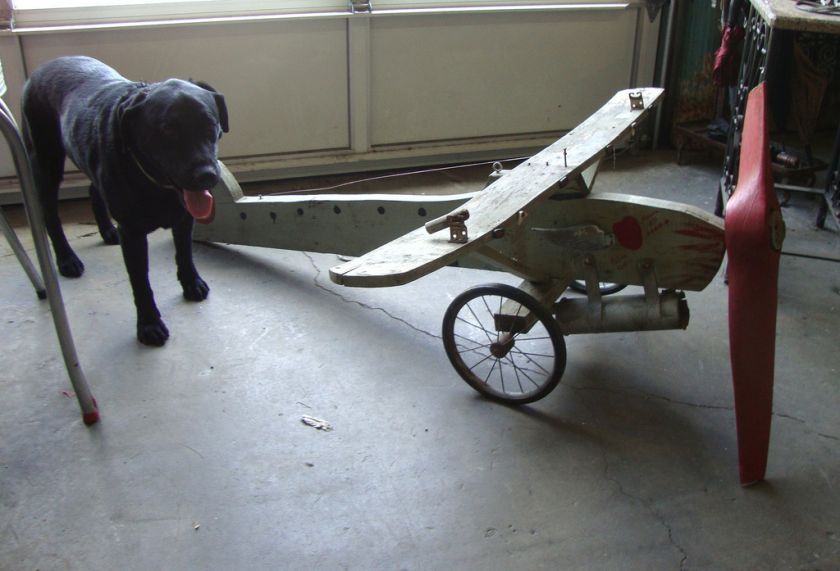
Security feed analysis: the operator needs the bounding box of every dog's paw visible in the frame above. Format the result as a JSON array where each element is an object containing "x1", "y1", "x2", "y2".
[
  {"x1": 57, "y1": 255, "x2": 84, "y2": 278},
  {"x1": 137, "y1": 318, "x2": 170, "y2": 347},
  {"x1": 182, "y1": 277, "x2": 209, "y2": 302},
  {"x1": 100, "y1": 226, "x2": 120, "y2": 245}
]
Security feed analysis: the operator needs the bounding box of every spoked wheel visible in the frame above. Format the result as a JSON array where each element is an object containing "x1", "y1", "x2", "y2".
[
  {"x1": 569, "y1": 280, "x2": 627, "y2": 295},
  {"x1": 442, "y1": 283, "x2": 566, "y2": 404}
]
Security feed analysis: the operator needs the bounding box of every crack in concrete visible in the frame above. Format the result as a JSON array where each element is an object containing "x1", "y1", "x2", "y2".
[
  {"x1": 568, "y1": 393, "x2": 690, "y2": 569},
  {"x1": 569, "y1": 383, "x2": 840, "y2": 441},
  {"x1": 568, "y1": 383, "x2": 732, "y2": 412},
  {"x1": 598, "y1": 445, "x2": 689, "y2": 570},
  {"x1": 301, "y1": 252, "x2": 440, "y2": 341},
  {"x1": 766, "y1": 414, "x2": 840, "y2": 441},
  {"x1": 565, "y1": 383, "x2": 840, "y2": 454}
]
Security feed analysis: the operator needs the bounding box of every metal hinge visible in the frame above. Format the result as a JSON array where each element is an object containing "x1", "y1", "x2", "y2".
[{"x1": 349, "y1": 0, "x2": 372, "y2": 13}]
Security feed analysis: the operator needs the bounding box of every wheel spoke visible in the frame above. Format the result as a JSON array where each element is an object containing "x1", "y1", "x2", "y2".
[
  {"x1": 498, "y1": 353, "x2": 506, "y2": 393},
  {"x1": 504, "y1": 353, "x2": 527, "y2": 393},
  {"x1": 455, "y1": 343, "x2": 493, "y2": 357},
  {"x1": 507, "y1": 350, "x2": 555, "y2": 359},
  {"x1": 455, "y1": 343, "x2": 491, "y2": 356},
  {"x1": 455, "y1": 312, "x2": 493, "y2": 339},
  {"x1": 466, "y1": 300, "x2": 495, "y2": 344},
  {"x1": 467, "y1": 352, "x2": 497, "y2": 374},
  {"x1": 483, "y1": 356, "x2": 500, "y2": 386},
  {"x1": 509, "y1": 336, "x2": 552, "y2": 342},
  {"x1": 480, "y1": 295, "x2": 500, "y2": 343},
  {"x1": 510, "y1": 345, "x2": 552, "y2": 376},
  {"x1": 452, "y1": 332, "x2": 487, "y2": 350},
  {"x1": 506, "y1": 356, "x2": 542, "y2": 389}
]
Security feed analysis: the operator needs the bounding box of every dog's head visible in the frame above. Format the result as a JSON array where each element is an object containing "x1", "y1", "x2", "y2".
[{"x1": 118, "y1": 79, "x2": 229, "y2": 218}]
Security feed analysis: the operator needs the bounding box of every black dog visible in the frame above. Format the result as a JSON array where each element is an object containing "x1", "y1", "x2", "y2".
[{"x1": 22, "y1": 56, "x2": 229, "y2": 346}]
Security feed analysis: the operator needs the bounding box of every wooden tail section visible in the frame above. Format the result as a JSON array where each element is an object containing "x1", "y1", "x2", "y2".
[{"x1": 725, "y1": 82, "x2": 785, "y2": 485}]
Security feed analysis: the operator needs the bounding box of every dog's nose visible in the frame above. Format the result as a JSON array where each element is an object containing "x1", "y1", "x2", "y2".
[{"x1": 191, "y1": 165, "x2": 220, "y2": 189}]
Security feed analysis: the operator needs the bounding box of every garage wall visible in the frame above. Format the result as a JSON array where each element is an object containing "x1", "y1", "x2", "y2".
[
  {"x1": 368, "y1": 10, "x2": 644, "y2": 144},
  {"x1": 0, "y1": 2, "x2": 660, "y2": 203},
  {"x1": 17, "y1": 19, "x2": 352, "y2": 157}
]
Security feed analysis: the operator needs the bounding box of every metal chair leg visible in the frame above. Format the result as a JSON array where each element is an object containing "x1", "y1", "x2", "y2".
[
  {"x1": 0, "y1": 98, "x2": 99, "y2": 425},
  {"x1": 1, "y1": 205, "x2": 47, "y2": 298}
]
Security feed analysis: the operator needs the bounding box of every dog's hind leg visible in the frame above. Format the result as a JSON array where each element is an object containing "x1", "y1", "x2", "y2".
[
  {"x1": 89, "y1": 184, "x2": 119, "y2": 245},
  {"x1": 172, "y1": 215, "x2": 209, "y2": 301},
  {"x1": 22, "y1": 112, "x2": 85, "y2": 277},
  {"x1": 117, "y1": 225, "x2": 169, "y2": 346}
]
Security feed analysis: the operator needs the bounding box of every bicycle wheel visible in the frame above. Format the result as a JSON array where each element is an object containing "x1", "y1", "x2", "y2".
[{"x1": 442, "y1": 283, "x2": 566, "y2": 404}]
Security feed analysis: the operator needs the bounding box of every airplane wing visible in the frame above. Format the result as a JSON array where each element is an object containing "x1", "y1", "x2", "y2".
[{"x1": 329, "y1": 87, "x2": 664, "y2": 287}]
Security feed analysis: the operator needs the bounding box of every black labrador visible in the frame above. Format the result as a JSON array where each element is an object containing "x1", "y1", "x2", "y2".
[{"x1": 22, "y1": 56, "x2": 229, "y2": 346}]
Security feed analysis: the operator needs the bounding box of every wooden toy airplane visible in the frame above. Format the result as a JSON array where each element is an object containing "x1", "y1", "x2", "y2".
[{"x1": 194, "y1": 86, "x2": 781, "y2": 485}]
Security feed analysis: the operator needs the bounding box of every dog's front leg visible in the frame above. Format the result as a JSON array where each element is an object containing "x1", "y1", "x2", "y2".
[
  {"x1": 172, "y1": 215, "x2": 209, "y2": 302},
  {"x1": 118, "y1": 226, "x2": 169, "y2": 346}
]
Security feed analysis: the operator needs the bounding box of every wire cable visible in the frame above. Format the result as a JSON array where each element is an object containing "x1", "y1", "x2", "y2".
[{"x1": 260, "y1": 156, "x2": 531, "y2": 196}]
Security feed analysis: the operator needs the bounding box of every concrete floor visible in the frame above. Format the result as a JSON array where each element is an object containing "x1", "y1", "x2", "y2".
[{"x1": 1, "y1": 150, "x2": 839, "y2": 570}]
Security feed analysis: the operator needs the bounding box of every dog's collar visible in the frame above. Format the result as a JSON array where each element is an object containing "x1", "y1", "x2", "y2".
[
  {"x1": 129, "y1": 149, "x2": 179, "y2": 191},
  {"x1": 120, "y1": 83, "x2": 179, "y2": 191}
]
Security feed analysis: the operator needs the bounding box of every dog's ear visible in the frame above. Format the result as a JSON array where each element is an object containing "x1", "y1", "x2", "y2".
[
  {"x1": 116, "y1": 89, "x2": 149, "y2": 152},
  {"x1": 192, "y1": 80, "x2": 229, "y2": 134},
  {"x1": 213, "y1": 92, "x2": 229, "y2": 134}
]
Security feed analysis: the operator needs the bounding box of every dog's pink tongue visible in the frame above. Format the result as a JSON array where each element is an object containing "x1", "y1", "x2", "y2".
[{"x1": 184, "y1": 190, "x2": 215, "y2": 223}]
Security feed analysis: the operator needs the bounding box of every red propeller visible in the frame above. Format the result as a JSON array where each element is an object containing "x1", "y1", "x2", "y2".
[{"x1": 724, "y1": 82, "x2": 786, "y2": 485}]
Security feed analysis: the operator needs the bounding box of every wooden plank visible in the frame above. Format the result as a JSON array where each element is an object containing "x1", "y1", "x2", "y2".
[
  {"x1": 193, "y1": 162, "x2": 481, "y2": 258},
  {"x1": 523, "y1": 192, "x2": 725, "y2": 291},
  {"x1": 329, "y1": 87, "x2": 664, "y2": 287}
]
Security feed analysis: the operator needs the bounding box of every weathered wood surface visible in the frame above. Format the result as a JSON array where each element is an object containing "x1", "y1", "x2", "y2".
[
  {"x1": 329, "y1": 87, "x2": 664, "y2": 287},
  {"x1": 750, "y1": 0, "x2": 840, "y2": 33},
  {"x1": 521, "y1": 192, "x2": 725, "y2": 291},
  {"x1": 193, "y1": 162, "x2": 480, "y2": 257}
]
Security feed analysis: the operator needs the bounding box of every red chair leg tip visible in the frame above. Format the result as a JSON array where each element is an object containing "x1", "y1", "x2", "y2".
[{"x1": 82, "y1": 398, "x2": 99, "y2": 426}]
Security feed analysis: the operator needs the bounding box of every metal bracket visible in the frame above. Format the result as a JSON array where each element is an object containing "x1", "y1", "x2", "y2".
[
  {"x1": 449, "y1": 220, "x2": 468, "y2": 244},
  {"x1": 425, "y1": 209, "x2": 470, "y2": 243},
  {"x1": 582, "y1": 255, "x2": 603, "y2": 306},
  {"x1": 638, "y1": 259, "x2": 661, "y2": 320},
  {"x1": 629, "y1": 91, "x2": 644, "y2": 110},
  {"x1": 349, "y1": 0, "x2": 372, "y2": 13}
]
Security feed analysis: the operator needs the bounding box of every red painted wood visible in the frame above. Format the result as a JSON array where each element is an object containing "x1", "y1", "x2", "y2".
[{"x1": 725, "y1": 82, "x2": 785, "y2": 485}]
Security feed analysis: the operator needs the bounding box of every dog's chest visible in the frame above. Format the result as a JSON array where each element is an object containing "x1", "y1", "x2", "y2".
[{"x1": 106, "y1": 183, "x2": 186, "y2": 231}]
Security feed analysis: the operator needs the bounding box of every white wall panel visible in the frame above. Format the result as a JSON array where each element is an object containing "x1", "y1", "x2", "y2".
[
  {"x1": 17, "y1": 18, "x2": 350, "y2": 158},
  {"x1": 369, "y1": 10, "x2": 639, "y2": 145}
]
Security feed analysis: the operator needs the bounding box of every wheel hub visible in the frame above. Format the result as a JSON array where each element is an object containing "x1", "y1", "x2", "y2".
[{"x1": 490, "y1": 335, "x2": 514, "y2": 358}]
